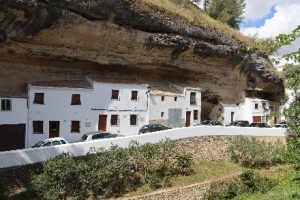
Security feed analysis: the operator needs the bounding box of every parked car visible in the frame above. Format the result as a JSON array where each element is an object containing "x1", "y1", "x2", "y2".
[
  {"x1": 32, "y1": 137, "x2": 68, "y2": 148},
  {"x1": 139, "y1": 124, "x2": 170, "y2": 134},
  {"x1": 227, "y1": 120, "x2": 249, "y2": 127},
  {"x1": 81, "y1": 131, "x2": 123, "y2": 142},
  {"x1": 274, "y1": 124, "x2": 288, "y2": 128},
  {"x1": 196, "y1": 120, "x2": 223, "y2": 126},
  {"x1": 249, "y1": 122, "x2": 271, "y2": 128}
]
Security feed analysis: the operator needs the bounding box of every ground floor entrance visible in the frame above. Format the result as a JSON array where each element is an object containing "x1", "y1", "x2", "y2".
[
  {"x1": 49, "y1": 121, "x2": 60, "y2": 138},
  {"x1": 98, "y1": 115, "x2": 107, "y2": 131},
  {"x1": 186, "y1": 111, "x2": 191, "y2": 127},
  {"x1": 0, "y1": 124, "x2": 25, "y2": 151}
]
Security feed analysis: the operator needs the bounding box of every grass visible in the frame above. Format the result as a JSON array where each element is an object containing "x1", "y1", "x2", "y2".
[
  {"x1": 123, "y1": 160, "x2": 245, "y2": 197},
  {"x1": 135, "y1": 0, "x2": 260, "y2": 51},
  {"x1": 234, "y1": 167, "x2": 299, "y2": 200}
]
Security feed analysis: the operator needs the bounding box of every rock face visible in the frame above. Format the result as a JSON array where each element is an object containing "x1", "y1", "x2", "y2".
[{"x1": 0, "y1": 0, "x2": 284, "y2": 117}]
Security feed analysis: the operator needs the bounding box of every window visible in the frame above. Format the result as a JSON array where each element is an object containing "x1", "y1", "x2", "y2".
[
  {"x1": 193, "y1": 110, "x2": 199, "y2": 120},
  {"x1": 174, "y1": 97, "x2": 177, "y2": 101},
  {"x1": 262, "y1": 102, "x2": 266, "y2": 109},
  {"x1": 110, "y1": 115, "x2": 119, "y2": 126},
  {"x1": 130, "y1": 114, "x2": 137, "y2": 126},
  {"x1": 71, "y1": 94, "x2": 81, "y2": 105},
  {"x1": 52, "y1": 141, "x2": 61, "y2": 146},
  {"x1": 190, "y1": 92, "x2": 196, "y2": 105},
  {"x1": 34, "y1": 93, "x2": 44, "y2": 104},
  {"x1": 131, "y1": 91, "x2": 138, "y2": 100},
  {"x1": 161, "y1": 112, "x2": 164, "y2": 117},
  {"x1": 71, "y1": 121, "x2": 80, "y2": 133},
  {"x1": 255, "y1": 103, "x2": 258, "y2": 109},
  {"x1": 111, "y1": 90, "x2": 119, "y2": 100},
  {"x1": 1, "y1": 99, "x2": 11, "y2": 111},
  {"x1": 161, "y1": 96, "x2": 165, "y2": 101},
  {"x1": 33, "y1": 121, "x2": 43, "y2": 134}
]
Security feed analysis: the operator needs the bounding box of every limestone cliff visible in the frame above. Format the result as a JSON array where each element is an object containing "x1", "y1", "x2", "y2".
[{"x1": 0, "y1": 0, "x2": 284, "y2": 118}]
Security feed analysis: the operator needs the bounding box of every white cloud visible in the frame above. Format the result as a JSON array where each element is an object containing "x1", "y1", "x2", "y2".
[
  {"x1": 241, "y1": 4, "x2": 300, "y2": 38},
  {"x1": 244, "y1": 0, "x2": 300, "y2": 21}
]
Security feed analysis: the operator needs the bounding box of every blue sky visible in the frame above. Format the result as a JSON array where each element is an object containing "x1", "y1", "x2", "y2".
[{"x1": 240, "y1": 5, "x2": 276, "y2": 28}]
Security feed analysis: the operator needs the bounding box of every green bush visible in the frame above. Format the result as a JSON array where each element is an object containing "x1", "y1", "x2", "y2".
[
  {"x1": 229, "y1": 137, "x2": 286, "y2": 168},
  {"x1": 30, "y1": 140, "x2": 193, "y2": 199},
  {"x1": 206, "y1": 169, "x2": 277, "y2": 200}
]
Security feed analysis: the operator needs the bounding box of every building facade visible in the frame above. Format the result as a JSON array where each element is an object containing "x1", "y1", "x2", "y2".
[
  {"x1": 0, "y1": 94, "x2": 27, "y2": 151},
  {"x1": 224, "y1": 98, "x2": 280, "y2": 125},
  {"x1": 27, "y1": 77, "x2": 149, "y2": 147},
  {"x1": 149, "y1": 84, "x2": 201, "y2": 128}
]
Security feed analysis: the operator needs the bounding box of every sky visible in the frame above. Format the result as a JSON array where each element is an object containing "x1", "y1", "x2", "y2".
[{"x1": 240, "y1": 0, "x2": 300, "y2": 59}]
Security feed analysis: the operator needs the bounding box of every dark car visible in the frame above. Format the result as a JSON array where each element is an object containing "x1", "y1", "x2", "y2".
[
  {"x1": 139, "y1": 124, "x2": 170, "y2": 134},
  {"x1": 81, "y1": 131, "x2": 123, "y2": 142},
  {"x1": 249, "y1": 122, "x2": 271, "y2": 128},
  {"x1": 228, "y1": 120, "x2": 249, "y2": 127},
  {"x1": 197, "y1": 120, "x2": 223, "y2": 126}
]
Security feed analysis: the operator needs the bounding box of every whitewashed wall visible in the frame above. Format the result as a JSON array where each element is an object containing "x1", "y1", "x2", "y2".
[
  {"x1": 224, "y1": 98, "x2": 271, "y2": 124},
  {"x1": 0, "y1": 126, "x2": 288, "y2": 168},
  {"x1": 149, "y1": 95, "x2": 185, "y2": 126},
  {"x1": 28, "y1": 83, "x2": 149, "y2": 147},
  {"x1": 0, "y1": 97, "x2": 27, "y2": 125},
  {"x1": 28, "y1": 87, "x2": 94, "y2": 147},
  {"x1": 185, "y1": 89, "x2": 201, "y2": 125}
]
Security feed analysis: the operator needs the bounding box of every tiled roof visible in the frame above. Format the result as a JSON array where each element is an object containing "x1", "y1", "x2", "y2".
[
  {"x1": 29, "y1": 80, "x2": 92, "y2": 89},
  {"x1": 0, "y1": 90, "x2": 27, "y2": 98},
  {"x1": 90, "y1": 76, "x2": 147, "y2": 85}
]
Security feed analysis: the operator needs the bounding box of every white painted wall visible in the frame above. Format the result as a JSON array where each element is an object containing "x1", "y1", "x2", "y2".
[
  {"x1": 0, "y1": 126, "x2": 289, "y2": 168},
  {"x1": 27, "y1": 82, "x2": 149, "y2": 147},
  {"x1": 184, "y1": 88, "x2": 201, "y2": 126},
  {"x1": 149, "y1": 95, "x2": 185, "y2": 127},
  {"x1": 224, "y1": 98, "x2": 271, "y2": 124},
  {"x1": 0, "y1": 97, "x2": 27, "y2": 125}
]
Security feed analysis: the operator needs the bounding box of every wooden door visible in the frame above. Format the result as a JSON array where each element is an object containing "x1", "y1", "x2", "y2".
[
  {"x1": 186, "y1": 111, "x2": 191, "y2": 127},
  {"x1": 0, "y1": 124, "x2": 25, "y2": 151},
  {"x1": 98, "y1": 115, "x2": 107, "y2": 131},
  {"x1": 231, "y1": 112, "x2": 234, "y2": 123},
  {"x1": 252, "y1": 116, "x2": 262, "y2": 123},
  {"x1": 49, "y1": 121, "x2": 60, "y2": 138}
]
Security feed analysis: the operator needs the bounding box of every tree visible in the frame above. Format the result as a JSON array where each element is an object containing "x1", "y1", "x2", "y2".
[
  {"x1": 275, "y1": 26, "x2": 300, "y2": 184},
  {"x1": 207, "y1": 0, "x2": 246, "y2": 29},
  {"x1": 190, "y1": 0, "x2": 209, "y2": 11}
]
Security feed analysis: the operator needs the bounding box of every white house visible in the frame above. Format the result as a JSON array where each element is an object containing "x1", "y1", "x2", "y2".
[
  {"x1": 27, "y1": 77, "x2": 149, "y2": 147},
  {"x1": 27, "y1": 80, "x2": 94, "y2": 147},
  {"x1": 149, "y1": 84, "x2": 201, "y2": 127},
  {"x1": 0, "y1": 91, "x2": 28, "y2": 151},
  {"x1": 86, "y1": 76, "x2": 149, "y2": 136},
  {"x1": 224, "y1": 98, "x2": 280, "y2": 125},
  {"x1": 149, "y1": 86, "x2": 185, "y2": 127}
]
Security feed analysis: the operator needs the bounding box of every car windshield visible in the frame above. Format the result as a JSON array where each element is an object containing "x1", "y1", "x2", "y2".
[
  {"x1": 32, "y1": 141, "x2": 45, "y2": 147},
  {"x1": 200, "y1": 120, "x2": 211, "y2": 125},
  {"x1": 81, "y1": 134, "x2": 88, "y2": 141}
]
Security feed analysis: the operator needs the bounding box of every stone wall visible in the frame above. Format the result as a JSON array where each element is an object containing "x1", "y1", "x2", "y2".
[
  {"x1": 171, "y1": 136, "x2": 287, "y2": 163},
  {"x1": 121, "y1": 175, "x2": 239, "y2": 200}
]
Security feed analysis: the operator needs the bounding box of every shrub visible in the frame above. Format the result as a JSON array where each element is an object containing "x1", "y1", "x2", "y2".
[
  {"x1": 30, "y1": 140, "x2": 192, "y2": 199},
  {"x1": 176, "y1": 153, "x2": 193, "y2": 175},
  {"x1": 229, "y1": 137, "x2": 286, "y2": 168},
  {"x1": 205, "y1": 169, "x2": 277, "y2": 200}
]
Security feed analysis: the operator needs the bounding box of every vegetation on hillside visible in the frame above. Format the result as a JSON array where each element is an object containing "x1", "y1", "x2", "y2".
[{"x1": 137, "y1": 0, "x2": 264, "y2": 52}]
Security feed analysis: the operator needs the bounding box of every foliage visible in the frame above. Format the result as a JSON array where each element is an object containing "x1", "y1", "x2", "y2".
[
  {"x1": 205, "y1": 169, "x2": 278, "y2": 200},
  {"x1": 206, "y1": 0, "x2": 246, "y2": 29},
  {"x1": 30, "y1": 140, "x2": 193, "y2": 199},
  {"x1": 176, "y1": 153, "x2": 194, "y2": 175},
  {"x1": 229, "y1": 137, "x2": 286, "y2": 168}
]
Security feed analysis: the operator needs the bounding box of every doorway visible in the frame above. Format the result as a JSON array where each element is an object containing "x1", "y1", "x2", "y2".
[
  {"x1": 186, "y1": 111, "x2": 191, "y2": 127},
  {"x1": 231, "y1": 112, "x2": 234, "y2": 123},
  {"x1": 252, "y1": 116, "x2": 262, "y2": 123},
  {"x1": 98, "y1": 115, "x2": 107, "y2": 131},
  {"x1": 49, "y1": 121, "x2": 60, "y2": 138}
]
